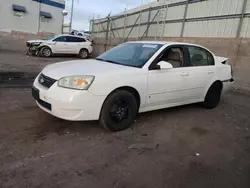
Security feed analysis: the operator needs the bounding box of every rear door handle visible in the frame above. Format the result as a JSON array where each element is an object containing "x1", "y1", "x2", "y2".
[
  {"x1": 181, "y1": 72, "x2": 189, "y2": 76},
  {"x1": 208, "y1": 70, "x2": 214, "y2": 74}
]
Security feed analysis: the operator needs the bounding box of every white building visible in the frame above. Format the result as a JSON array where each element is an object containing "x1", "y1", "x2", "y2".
[{"x1": 0, "y1": 0, "x2": 66, "y2": 34}]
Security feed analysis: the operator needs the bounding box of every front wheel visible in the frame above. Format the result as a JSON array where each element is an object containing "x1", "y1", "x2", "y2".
[
  {"x1": 40, "y1": 47, "x2": 52, "y2": 57},
  {"x1": 99, "y1": 90, "x2": 138, "y2": 132},
  {"x1": 202, "y1": 82, "x2": 222, "y2": 109}
]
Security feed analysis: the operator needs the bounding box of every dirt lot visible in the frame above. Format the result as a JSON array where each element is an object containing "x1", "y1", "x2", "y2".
[
  {"x1": 0, "y1": 50, "x2": 77, "y2": 73},
  {"x1": 0, "y1": 51, "x2": 250, "y2": 188}
]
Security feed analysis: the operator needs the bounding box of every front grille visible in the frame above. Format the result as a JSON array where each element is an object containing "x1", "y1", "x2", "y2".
[{"x1": 38, "y1": 73, "x2": 57, "y2": 88}]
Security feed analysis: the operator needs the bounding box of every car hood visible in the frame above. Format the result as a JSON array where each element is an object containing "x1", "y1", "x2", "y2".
[
  {"x1": 27, "y1": 39, "x2": 49, "y2": 43},
  {"x1": 42, "y1": 59, "x2": 139, "y2": 80}
]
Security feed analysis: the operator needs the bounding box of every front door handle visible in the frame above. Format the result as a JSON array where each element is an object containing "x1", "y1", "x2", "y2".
[{"x1": 181, "y1": 72, "x2": 189, "y2": 76}]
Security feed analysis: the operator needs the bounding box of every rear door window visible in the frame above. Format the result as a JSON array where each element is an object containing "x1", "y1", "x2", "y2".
[
  {"x1": 53, "y1": 36, "x2": 67, "y2": 42},
  {"x1": 76, "y1": 37, "x2": 86, "y2": 42},
  {"x1": 187, "y1": 46, "x2": 214, "y2": 66},
  {"x1": 66, "y1": 36, "x2": 86, "y2": 43}
]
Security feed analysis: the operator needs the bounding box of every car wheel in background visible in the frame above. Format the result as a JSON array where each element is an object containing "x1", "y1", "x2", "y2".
[
  {"x1": 99, "y1": 90, "x2": 138, "y2": 132},
  {"x1": 78, "y1": 49, "x2": 88, "y2": 59},
  {"x1": 40, "y1": 47, "x2": 52, "y2": 57},
  {"x1": 77, "y1": 33, "x2": 83, "y2": 36},
  {"x1": 203, "y1": 82, "x2": 222, "y2": 109}
]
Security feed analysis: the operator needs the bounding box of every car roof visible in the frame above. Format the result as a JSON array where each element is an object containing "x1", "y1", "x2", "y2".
[
  {"x1": 126, "y1": 40, "x2": 207, "y2": 49},
  {"x1": 55, "y1": 34, "x2": 88, "y2": 39},
  {"x1": 57, "y1": 34, "x2": 78, "y2": 37}
]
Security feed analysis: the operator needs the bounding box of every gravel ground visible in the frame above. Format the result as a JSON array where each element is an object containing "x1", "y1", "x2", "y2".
[
  {"x1": 0, "y1": 51, "x2": 250, "y2": 188},
  {"x1": 0, "y1": 50, "x2": 77, "y2": 73}
]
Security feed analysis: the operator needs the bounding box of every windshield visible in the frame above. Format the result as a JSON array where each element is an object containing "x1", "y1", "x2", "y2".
[
  {"x1": 96, "y1": 43, "x2": 163, "y2": 68},
  {"x1": 43, "y1": 36, "x2": 56, "y2": 40}
]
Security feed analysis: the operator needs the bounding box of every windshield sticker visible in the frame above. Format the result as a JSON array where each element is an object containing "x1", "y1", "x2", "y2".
[{"x1": 142, "y1": 44, "x2": 158, "y2": 48}]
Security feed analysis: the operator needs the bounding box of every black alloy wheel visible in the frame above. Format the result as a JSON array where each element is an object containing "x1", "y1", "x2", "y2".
[
  {"x1": 99, "y1": 90, "x2": 138, "y2": 132},
  {"x1": 203, "y1": 82, "x2": 222, "y2": 109}
]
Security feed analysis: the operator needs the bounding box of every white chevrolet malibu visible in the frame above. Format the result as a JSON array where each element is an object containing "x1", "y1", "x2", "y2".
[{"x1": 32, "y1": 41, "x2": 234, "y2": 131}]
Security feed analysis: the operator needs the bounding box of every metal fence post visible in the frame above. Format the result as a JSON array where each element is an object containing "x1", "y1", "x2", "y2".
[
  {"x1": 126, "y1": 14, "x2": 141, "y2": 40},
  {"x1": 145, "y1": 8, "x2": 152, "y2": 38},
  {"x1": 181, "y1": 0, "x2": 188, "y2": 37},
  {"x1": 236, "y1": 0, "x2": 248, "y2": 38},
  {"x1": 105, "y1": 15, "x2": 110, "y2": 51},
  {"x1": 123, "y1": 8, "x2": 127, "y2": 42},
  {"x1": 141, "y1": 9, "x2": 159, "y2": 39}
]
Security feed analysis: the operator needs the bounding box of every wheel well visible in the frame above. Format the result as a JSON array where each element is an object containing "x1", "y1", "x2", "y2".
[
  {"x1": 39, "y1": 45, "x2": 51, "y2": 51},
  {"x1": 79, "y1": 48, "x2": 89, "y2": 54},
  {"x1": 212, "y1": 80, "x2": 223, "y2": 90},
  {"x1": 109, "y1": 86, "x2": 141, "y2": 108}
]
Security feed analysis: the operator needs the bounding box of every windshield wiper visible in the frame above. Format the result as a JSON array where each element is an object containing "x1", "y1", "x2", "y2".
[
  {"x1": 105, "y1": 60, "x2": 122, "y2": 65},
  {"x1": 96, "y1": 58, "x2": 106, "y2": 62},
  {"x1": 96, "y1": 58, "x2": 121, "y2": 65}
]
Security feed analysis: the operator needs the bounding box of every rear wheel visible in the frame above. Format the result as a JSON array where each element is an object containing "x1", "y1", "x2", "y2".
[
  {"x1": 99, "y1": 90, "x2": 138, "y2": 132},
  {"x1": 40, "y1": 47, "x2": 52, "y2": 57},
  {"x1": 203, "y1": 82, "x2": 222, "y2": 109},
  {"x1": 78, "y1": 49, "x2": 88, "y2": 59}
]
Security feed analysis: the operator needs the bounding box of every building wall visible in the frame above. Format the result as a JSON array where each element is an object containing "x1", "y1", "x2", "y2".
[
  {"x1": 0, "y1": 0, "x2": 65, "y2": 34},
  {"x1": 39, "y1": 2, "x2": 64, "y2": 34}
]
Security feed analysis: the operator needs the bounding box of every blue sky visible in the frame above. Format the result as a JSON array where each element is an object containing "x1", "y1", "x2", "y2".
[{"x1": 64, "y1": 0, "x2": 155, "y2": 30}]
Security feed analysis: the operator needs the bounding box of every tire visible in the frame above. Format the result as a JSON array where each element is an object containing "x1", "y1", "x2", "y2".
[
  {"x1": 77, "y1": 33, "x2": 83, "y2": 36},
  {"x1": 99, "y1": 90, "x2": 138, "y2": 132},
  {"x1": 203, "y1": 82, "x2": 222, "y2": 109},
  {"x1": 27, "y1": 47, "x2": 33, "y2": 55},
  {"x1": 40, "y1": 47, "x2": 52, "y2": 57},
  {"x1": 78, "y1": 49, "x2": 88, "y2": 59}
]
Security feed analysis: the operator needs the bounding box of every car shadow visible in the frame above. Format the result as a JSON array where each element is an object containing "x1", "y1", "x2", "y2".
[
  {"x1": 136, "y1": 103, "x2": 202, "y2": 121},
  {"x1": 31, "y1": 113, "x2": 102, "y2": 141},
  {"x1": 31, "y1": 102, "x2": 204, "y2": 141},
  {"x1": 28, "y1": 53, "x2": 94, "y2": 59}
]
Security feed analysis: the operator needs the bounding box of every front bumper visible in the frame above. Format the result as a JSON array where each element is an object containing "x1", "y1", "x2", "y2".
[
  {"x1": 32, "y1": 75, "x2": 106, "y2": 121},
  {"x1": 26, "y1": 43, "x2": 41, "y2": 55}
]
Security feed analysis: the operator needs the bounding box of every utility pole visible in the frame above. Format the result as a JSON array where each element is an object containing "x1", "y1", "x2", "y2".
[
  {"x1": 37, "y1": 0, "x2": 41, "y2": 34},
  {"x1": 69, "y1": 0, "x2": 75, "y2": 32},
  {"x1": 137, "y1": 0, "x2": 143, "y2": 40}
]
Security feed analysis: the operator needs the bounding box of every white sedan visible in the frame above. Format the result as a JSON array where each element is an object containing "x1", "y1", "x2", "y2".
[
  {"x1": 32, "y1": 41, "x2": 234, "y2": 132},
  {"x1": 26, "y1": 34, "x2": 93, "y2": 59}
]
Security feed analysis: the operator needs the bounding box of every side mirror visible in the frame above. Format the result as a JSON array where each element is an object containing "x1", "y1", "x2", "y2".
[{"x1": 157, "y1": 61, "x2": 173, "y2": 69}]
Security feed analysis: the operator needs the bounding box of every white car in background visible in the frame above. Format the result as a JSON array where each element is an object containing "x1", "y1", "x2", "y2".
[
  {"x1": 70, "y1": 30, "x2": 92, "y2": 42},
  {"x1": 26, "y1": 34, "x2": 93, "y2": 59},
  {"x1": 71, "y1": 30, "x2": 91, "y2": 37},
  {"x1": 32, "y1": 41, "x2": 234, "y2": 132}
]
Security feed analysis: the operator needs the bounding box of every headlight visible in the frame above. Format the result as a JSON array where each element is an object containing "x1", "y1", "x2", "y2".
[
  {"x1": 58, "y1": 75, "x2": 95, "y2": 90},
  {"x1": 32, "y1": 42, "x2": 42, "y2": 46}
]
